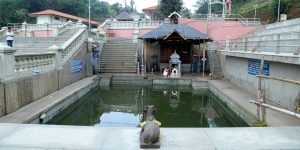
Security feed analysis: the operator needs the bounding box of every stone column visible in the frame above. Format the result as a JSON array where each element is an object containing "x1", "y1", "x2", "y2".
[
  {"x1": 0, "y1": 44, "x2": 16, "y2": 82},
  {"x1": 226, "y1": 36, "x2": 230, "y2": 50},
  {"x1": 22, "y1": 22, "x2": 27, "y2": 37},
  {"x1": 52, "y1": 28, "x2": 59, "y2": 37},
  {"x1": 132, "y1": 30, "x2": 139, "y2": 43},
  {"x1": 48, "y1": 45, "x2": 63, "y2": 70}
]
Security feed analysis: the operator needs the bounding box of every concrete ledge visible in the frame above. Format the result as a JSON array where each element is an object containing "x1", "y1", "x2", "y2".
[
  {"x1": 153, "y1": 79, "x2": 192, "y2": 85},
  {"x1": 192, "y1": 81, "x2": 209, "y2": 90},
  {"x1": 208, "y1": 80, "x2": 257, "y2": 126},
  {"x1": 0, "y1": 124, "x2": 299, "y2": 149},
  {"x1": 208, "y1": 80, "x2": 300, "y2": 126},
  {"x1": 220, "y1": 51, "x2": 300, "y2": 65},
  {"x1": 0, "y1": 76, "x2": 99, "y2": 123}
]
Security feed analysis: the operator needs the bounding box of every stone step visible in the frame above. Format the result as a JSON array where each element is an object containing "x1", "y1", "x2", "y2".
[
  {"x1": 101, "y1": 60, "x2": 136, "y2": 63},
  {"x1": 101, "y1": 49, "x2": 136, "y2": 52},
  {"x1": 101, "y1": 53, "x2": 136, "y2": 56},
  {"x1": 100, "y1": 68, "x2": 136, "y2": 73}
]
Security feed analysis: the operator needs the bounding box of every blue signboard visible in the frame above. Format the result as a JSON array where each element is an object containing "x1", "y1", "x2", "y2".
[
  {"x1": 71, "y1": 58, "x2": 83, "y2": 74},
  {"x1": 248, "y1": 59, "x2": 270, "y2": 76}
]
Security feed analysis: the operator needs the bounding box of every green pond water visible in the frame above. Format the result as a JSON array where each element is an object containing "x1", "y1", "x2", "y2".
[{"x1": 46, "y1": 85, "x2": 249, "y2": 127}]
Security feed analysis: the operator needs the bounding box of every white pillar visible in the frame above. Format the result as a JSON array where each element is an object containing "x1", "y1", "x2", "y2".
[
  {"x1": 0, "y1": 44, "x2": 16, "y2": 82},
  {"x1": 226, "y1": 36, "x2": 230, "y2": 50},
  {"x1": 48, "y1": 45, "x2": 63, "y2": 70},
  {"x1": 132, "y1": 30, "x2": 139, "y2": 43}
]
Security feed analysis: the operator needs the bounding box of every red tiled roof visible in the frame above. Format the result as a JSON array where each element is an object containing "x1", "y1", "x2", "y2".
[
  {"x1": 142, "y1": 5, "x2": 158, "y2": 11},
  {"x1": 30, "y1": 9, "x2": 99, "y2": 25}
]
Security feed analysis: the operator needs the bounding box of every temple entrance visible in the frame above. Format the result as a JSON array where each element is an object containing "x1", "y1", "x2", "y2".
[{"x1": 160, "y1": 41, "x2": 191, "y2": 64}]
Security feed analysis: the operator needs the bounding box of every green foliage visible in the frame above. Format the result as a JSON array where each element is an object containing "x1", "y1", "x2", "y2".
[
  {"x1": 0, "y1": 0, "x2": 138, "y2": 27},
  {"x1": 180, "y1": 7, "x2": 191, "y2": 17},
  {"x1": 268, "y1": 0, "x2": 292, "y2": 17},
  {"x1": 159, "y1": 0, "x2": 183, "y2": 17},
  {"x1": 195, "y1": 0, "x2": 226, "y2": 14}
]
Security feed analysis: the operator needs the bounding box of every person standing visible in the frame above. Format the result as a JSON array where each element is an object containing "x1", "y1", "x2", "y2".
[{"x1": 6, "y1": 27, "x2": 14, "y2": 47}]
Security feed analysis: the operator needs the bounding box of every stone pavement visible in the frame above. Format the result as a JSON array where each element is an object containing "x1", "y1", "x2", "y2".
[
  {"x1": 0, "y1": 123, "x2": 299, "y2": 150},
  {"x1": 209, "y1": 80, "x2": 300, "y2": 126}
]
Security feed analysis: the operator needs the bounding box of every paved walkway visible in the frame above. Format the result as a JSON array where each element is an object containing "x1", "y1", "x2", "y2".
[
  {"x1": 209, "y1": 80, "x2": 300, "y2": 126},
  {"x1": 0, "y1": 123, "x2": 299, "y2": 150}
]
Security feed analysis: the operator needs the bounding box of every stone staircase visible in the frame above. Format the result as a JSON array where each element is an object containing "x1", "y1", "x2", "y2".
[
  {"x1": 0, "y1": 29, "x2": 79, "y2": 54},
  {"x1": 207, "y1": 42, "x2": 223, "y2": 79},
  {"x1": 100, "y1": 38, "x2": 138, "y2": 73}
]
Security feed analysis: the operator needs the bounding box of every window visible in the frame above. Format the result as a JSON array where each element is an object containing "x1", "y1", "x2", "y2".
[{"x1": 54, "y1": 16, "x2": 60, "y2": 20}]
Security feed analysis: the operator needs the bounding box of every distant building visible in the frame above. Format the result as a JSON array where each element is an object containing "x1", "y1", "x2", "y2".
[
  {"x1": 142, "y1": 0, "x2": 164, "y2": 21},
  {"x1": 142, "y1": 5, "x2": 163, "y2": 21},
  {"x1": 129, "y1": 12, "x2": 141, "y2": 21},
  {"x1": 30, "y1": 9, "x2": 99, "y2": 25},
  {"x1": 115, "y1": 12, "x2": 134, "y2": 21}
]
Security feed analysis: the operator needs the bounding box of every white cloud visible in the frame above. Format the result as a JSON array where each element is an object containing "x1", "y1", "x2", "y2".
[{"x1": 100, "y1": 0, "x2": 198, "y2": 13}]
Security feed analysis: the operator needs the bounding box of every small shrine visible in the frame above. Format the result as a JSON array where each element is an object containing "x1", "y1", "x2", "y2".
[
  {"x1": 138, "y1": 12, "x2": 211, "y2": 77},
  {"x1": 169, "y1": 50, "x2": 181, "y2": 78}
]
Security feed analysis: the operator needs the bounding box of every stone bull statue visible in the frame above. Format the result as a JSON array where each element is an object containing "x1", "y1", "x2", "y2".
[{"x1": 140, "y1": 105, "x2": 161, "y2": 148}]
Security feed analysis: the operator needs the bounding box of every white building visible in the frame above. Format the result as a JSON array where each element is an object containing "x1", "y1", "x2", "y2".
[{"x1": 30, "y1": 9, "x2": 99, "y2": 25}]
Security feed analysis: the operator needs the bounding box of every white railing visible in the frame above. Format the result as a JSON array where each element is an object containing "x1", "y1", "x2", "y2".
[
  {"x1": 109, "y1": 21, "x2": 134, "y2": 28},
  {"x1": 226, "y1": 31, "x2": 300, "y2": 54},
  {"x1": 139, "y1": 21, "x2": 164, "y2": 28},
  {"x1": 1, "y1": 22, "x2": 85, "y2": 38},
  {"x1": 60, "y1": 28, "x2": 88, "y2": 64},
  {"x1": 103, "y1": 20, "x2": 163, "y2": 29},
  {"x1": 14, "y1": 53, "x2": 56, "y2": 76},
  {"x1": 0, "y1": 27, "x2": 7, "y2": 38},
  {"x1": 56, "y1": 23, "x2": 70, "y2": 35},
  {"x1": 0, "y1": 26, "x2": 88, "y2": 82}
]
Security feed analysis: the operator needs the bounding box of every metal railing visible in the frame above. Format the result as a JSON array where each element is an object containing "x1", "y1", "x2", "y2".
[{"x1": 191, "y1": 14, "x2": 261, "y2": 26}]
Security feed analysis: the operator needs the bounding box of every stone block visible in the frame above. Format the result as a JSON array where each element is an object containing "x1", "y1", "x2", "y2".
[
  {"x1": 5, "y1": 82, "x2": 19, "y2": 114},
  {"x1": 17, "y1": 78, "x2": 33, "y2": 107},
  {"x1": 0, "y1": 84, "x2": 4, "y2": 117}
]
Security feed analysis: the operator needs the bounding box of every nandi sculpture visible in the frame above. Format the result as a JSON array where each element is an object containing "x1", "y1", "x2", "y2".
[{"x1": 140, "y1": 105, "x2": 161, "y2": 148}]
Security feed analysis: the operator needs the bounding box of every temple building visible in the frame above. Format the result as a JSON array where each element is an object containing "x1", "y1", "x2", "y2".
[{"x1": 139, "y1": 13, "x2": 211, "y2": 74}]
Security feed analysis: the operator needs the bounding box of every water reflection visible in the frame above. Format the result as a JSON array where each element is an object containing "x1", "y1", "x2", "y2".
[{"x1": 46, "y1": 86, "x2": 248, "y2": 127}]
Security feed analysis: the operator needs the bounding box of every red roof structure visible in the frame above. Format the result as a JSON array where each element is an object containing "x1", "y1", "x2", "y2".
[
  {"x1": 142, "y1": 5, "x2": 158, "y2": 12},
  {"x1": 30, "y1": 9, "x2": 100, "y2": 25}
]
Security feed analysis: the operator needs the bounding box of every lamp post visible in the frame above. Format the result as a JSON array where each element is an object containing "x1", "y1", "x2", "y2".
[
  {"x1": 277, "y1": 0, "x2": 281, "y2": 22},
  {"x1": 253, "y1": 4, "x2": 257, "y2": 19},
  {"x1": 88, "y1": 0, "x2": 91, "y2": 34}
]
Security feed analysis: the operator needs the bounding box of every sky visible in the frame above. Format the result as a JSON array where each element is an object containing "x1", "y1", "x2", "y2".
[{"x1": 101, "y1": 0, "x2": 198, "y2": 13}]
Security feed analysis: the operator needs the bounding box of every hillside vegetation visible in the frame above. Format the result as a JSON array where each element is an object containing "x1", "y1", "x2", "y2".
[
  {"x1": 196, "y1": 0, "x2": 300, "y2": 24},
  {"x1": 232, "y1": 0, "x2": 300, "y2": 23}
]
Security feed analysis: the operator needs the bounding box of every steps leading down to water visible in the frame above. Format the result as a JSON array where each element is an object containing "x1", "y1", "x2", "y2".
[
  {"x1": 0, "y1": 29, "x2": 79, "y2": 54},
  {"x1": 100, "y1": 38, "x2": 137, "y2": 73}
]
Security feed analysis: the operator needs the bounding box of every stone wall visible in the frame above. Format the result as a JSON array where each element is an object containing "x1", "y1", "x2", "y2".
[
  {"x1": 0, "y1": 84, "x2": 4, "y2": 116},
  {"x1": 0, "y1": 44, "x2": 87, "y2": 116},
  {"x1": 58, "y1": 45, "x2": 87, "y2": 89},
  {"x1": 221, "y1": 55, "x2": 300, "y2": 111}
]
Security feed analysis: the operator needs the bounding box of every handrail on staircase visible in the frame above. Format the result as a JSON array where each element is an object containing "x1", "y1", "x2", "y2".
[{"x1": 59, "y1": 28, "x2": 88, "y2": 64}]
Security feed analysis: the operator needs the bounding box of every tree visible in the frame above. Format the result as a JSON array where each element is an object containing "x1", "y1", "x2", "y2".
[
  {"x1": 180, "y1": 7, "x2": 191, "y2": 17},
  {"x1": 268, "y1": 0, "x2": 291, "y2": 18},
  {"x1": 159, "y1": 0, "x2": 183, "y2": 17},
  {"x1": 91, "y1": 1, "x2": 110, "y2": 19},
  {"x1": 111, "y1": 2, "x2": 123, "y2": 16},
  {"x1": 130, "y1": 0, "x2": 135, "y2": 13},
  {"x1": 195, "y1": 0, "x2": 223, "y2": 14}
]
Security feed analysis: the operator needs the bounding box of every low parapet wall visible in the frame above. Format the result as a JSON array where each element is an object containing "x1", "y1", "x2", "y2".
[
  {"x1": 220, "y1": 54, "x2": 300, "y2": 112},
  {"x1": 0, "y1": 44, "x2": 88, "y2": 117}
]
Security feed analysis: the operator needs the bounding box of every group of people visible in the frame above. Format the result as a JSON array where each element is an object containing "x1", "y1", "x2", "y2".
[{"x1": 5, "y1": 27, "x2": 14, "y2": 47}]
